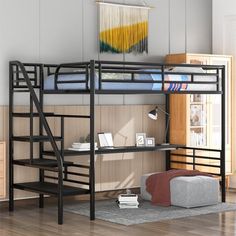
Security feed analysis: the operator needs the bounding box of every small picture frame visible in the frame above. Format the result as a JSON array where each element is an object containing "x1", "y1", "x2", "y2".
[
  {"x1": 145, "y1": 137, "x2": 155, "y2": 147},
  {"x1": 98, "y1": 133, "x2": 114, "y2": 147},
  {"x1": 136, "y1": 133, "x2": 146, "y2": 147}
]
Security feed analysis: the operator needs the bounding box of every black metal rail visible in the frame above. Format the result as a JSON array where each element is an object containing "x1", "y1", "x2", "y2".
[
  {"x1": 12, "y1": 61, "x2": 223, "y2": 95},
  {"x1": 49, "y1": 61, "x2": 222, "y2": 94},
  {"x1": 9, "y1": 60, "x2": 97, "y2": 225},
  {"x1": 9, "y1": 59, "x2": 226, "y2": 225},
  {"x1": 9, "y1": 61, "x2": 66, "y2": 224},
  {"x1": 170, "y1": 146, "x2": 225, "y2": 198}
]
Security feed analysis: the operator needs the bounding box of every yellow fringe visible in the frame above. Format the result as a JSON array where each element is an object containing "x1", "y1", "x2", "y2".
[{"x1": 100, "y1": 21, "x2": 148, "y2": 52}]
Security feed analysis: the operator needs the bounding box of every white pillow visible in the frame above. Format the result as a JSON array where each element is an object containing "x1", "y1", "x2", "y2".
[{"x1": 171, "y1": 66, "x2": 205, "y2": 73}]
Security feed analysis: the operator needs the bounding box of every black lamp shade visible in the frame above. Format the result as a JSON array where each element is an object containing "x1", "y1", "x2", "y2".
[{"x1": 148, "y1": 108, "x2": 158, "y2": 120}]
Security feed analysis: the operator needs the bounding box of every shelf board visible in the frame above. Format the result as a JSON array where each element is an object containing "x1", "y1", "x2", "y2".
[
  {"x1": 13, "y1": 158, "x2": 73, "y2": 169},
  {"x1": 12, "y1": 135, "x2": 63, "y2": 142},
  {"x1": 43, "y1": 144, "x2": 184, "y2": 156},
  {"x1": 13, "y1": 182, "x2": 89, "y2": 196}
]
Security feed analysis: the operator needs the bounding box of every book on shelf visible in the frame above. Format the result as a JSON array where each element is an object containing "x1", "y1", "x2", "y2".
[
  {"x1": 72, "y1": 142, "x2": 98, "y2": 149},
  {"x1": 68, "y1": 142, "x2": 98, "y2": 151}
]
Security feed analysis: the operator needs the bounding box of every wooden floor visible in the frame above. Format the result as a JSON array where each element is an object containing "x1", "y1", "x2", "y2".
[{"x1": 1, "y1": 191, "x2": 236, "y2": 236}]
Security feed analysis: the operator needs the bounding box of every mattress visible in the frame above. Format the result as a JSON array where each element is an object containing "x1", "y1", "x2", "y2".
[{"x1": 43, "y1": 70, "x2": 217, "y2": 91}]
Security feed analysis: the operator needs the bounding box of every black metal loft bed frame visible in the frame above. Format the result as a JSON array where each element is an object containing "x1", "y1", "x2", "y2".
[{"x1": 9, "y1": 60, "x2": 226, "y2": 225}]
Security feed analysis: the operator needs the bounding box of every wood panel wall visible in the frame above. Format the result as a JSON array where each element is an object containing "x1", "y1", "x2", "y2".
[{"x1": 0, "y1": 104, "x2": 166, "y2": 201}]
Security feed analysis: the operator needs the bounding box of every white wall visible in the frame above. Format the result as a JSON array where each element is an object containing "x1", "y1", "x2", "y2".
[
  {"x1": 0, "y1": 0, "x2": 212, "y2": 106},
  {"x1": 212, "y1": 0, "x2": 236, "y2": 54},
  {"x1": 212, "y1": 0, "x2": 236, "y2": 187}
]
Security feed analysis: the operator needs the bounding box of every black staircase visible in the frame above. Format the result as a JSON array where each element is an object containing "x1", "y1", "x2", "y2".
[{"x1": 9, "y1": 61, "x2": 95, "y2": 224}]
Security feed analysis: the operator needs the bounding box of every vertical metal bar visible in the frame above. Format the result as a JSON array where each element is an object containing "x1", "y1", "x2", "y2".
[
  {"x1": 30, "y1": 95, "x2": 33, "y2": 164},
  {"x1": 98, "y1": 62, "x2": 102, "y2": 90},
  {"x1": 58, "y1": 100, "x2": 64, "y2": 225},
  {"x1": 58, "y1": 169, "x2": 63, "y2": 225},
  {"x1": 34, "y1": 65, "x2": 37, "y2": 86},
  {"x1": 90, "y1": 60, "x2": 95, "y2": 220},
  {"x1": 47, "y1": 66, "x2": 50, "y2": 76},
  {"x1": 165, "y1": 94, "x2": 171, "y2": 170},
  {"x1": 161, "y1": 65, "x2": 165, "y2": 92},
  {"x1": 86, "y1": 65, "x2": 89, "y2": 90},
  {"x1": 131, "y1": 73, "x2": 135, "y2": 81},
  {"x1": 16, "y1": 65, "x2": 19, "y2": 87},
  {"x1": 193, "y1": 149, "x2": 196, "y2": 170},
  {"x1": 61, "y1": 117, "x2": 64, "y2": 162},
  {"x1": 191, "y1": 74, "x2": 194, "y2": 82},
  {"x1": 64, "y1": 166, "x2": 68, "y2": 180},
  {"x1": 216, "y1": 68, "x2": 219, "y2": 91},
  {"x1": 221, "y1": 66, "x2": 226, "y2": 202},
  {"x1": 39, "y1": 64, "x2": 44, "y2": 208},
  {"x1": 9, "y1": 62, "x2": 14, "y2": 211}
]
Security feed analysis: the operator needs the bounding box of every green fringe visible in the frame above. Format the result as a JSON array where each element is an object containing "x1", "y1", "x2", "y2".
[
  {"x1": 100, "y1": 38, "x2": 148, "y2": 54},
  {"x1": 100, "y1": 41, "x2": 121, "y2": 53}
]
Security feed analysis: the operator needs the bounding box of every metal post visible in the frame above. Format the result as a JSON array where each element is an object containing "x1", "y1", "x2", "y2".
[
  {"x1": 90, "y1": 60, "x2": 95, "y2": 220},
  {"x1": 165, "y1": 94, "x2": 171, "y2": 170},
  {"x1": 39, "y1": 64, "x2": 44, "y2": 208},
  {"x1": 61, "y1": 117, "x2": 64, "y2": 162},
  {"x1": 98, "y1": 62, "x2": 102, "y2": 90},
  {"x1": 221, "y1": 66, "x2": 226, "y2": 202},
  {"x1": 193, "y1": 149, "x2": 196, "y2": 170},
  {"x1": 161, "y1": 65, "x2": 165, "y2": 92},
  {"x1": 9, "y1": 62, "x2": 14, "y2": 211},
  {"x1": 30, "y1": 95, "x2": 33, "y2": 164},
  {"x1": 58, "y1": 169, "x2": 63, "y2": 225}
]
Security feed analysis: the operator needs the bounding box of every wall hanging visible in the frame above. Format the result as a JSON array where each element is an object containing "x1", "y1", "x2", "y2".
[{"x1": 97, "y1": 1, "x2": 152, "y2": 54}]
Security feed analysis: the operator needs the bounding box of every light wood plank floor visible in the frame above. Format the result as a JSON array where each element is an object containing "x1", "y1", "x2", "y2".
[{"x1": 1, "y1": 191, "x2": 236, "y2": 236}]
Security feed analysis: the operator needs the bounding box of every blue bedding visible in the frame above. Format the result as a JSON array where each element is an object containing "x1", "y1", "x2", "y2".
[
  {"x1": 44, "y1": 72, "x2": 191, "y2": 91},
  {"x1": 44, "y1": 73, "x2": 155, "y2": 90}
]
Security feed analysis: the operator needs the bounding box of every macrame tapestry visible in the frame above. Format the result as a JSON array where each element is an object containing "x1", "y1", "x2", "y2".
[{"x1": 99, "y1": 4, "x2": 149, "y2": 53}]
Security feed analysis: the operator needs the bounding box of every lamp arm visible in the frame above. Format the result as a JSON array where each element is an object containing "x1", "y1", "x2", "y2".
[
  {"x1": 164, "y1": 115, "x2": 170, "y2": 144},
  {"x1": 155, "y1": 106, "x2": 170, "y2": 143},
  {"x1": 157, "y1": 106, "x2": 170, "y2": 116}
]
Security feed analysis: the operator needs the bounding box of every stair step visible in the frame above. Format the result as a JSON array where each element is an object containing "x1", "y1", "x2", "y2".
[
  {"x1": 13, "y1": 182, "x2": 90, "y2": 196},
  {"x1": 13, "y1": 158, "x2": 73, "y2": 168},
  {"x1": 12, "y1": 135, "x2": 63, "y2": 142}
]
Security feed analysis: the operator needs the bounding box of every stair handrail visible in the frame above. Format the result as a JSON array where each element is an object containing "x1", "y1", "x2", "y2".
[{"x1": 10, "y1": 61, "x2": 64, "y2": 172}]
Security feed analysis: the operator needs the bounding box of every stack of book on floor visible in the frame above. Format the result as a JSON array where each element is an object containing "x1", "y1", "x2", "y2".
[
  {"x1": 68, "y1": 142, "x2": 98, "y2": 151},
  {"x1": 117, "y1": 194, "x2": 139, "y2": 209}
]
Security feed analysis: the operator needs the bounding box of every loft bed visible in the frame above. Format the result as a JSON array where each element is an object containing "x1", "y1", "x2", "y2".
[{"x1": 9, "y1": 60, "x2": 226, "y2": 225}]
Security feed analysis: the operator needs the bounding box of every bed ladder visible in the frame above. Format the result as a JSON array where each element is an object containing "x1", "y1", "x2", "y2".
[{"x1": 9, "y1": 61, "x2": 95, "y2": 224}]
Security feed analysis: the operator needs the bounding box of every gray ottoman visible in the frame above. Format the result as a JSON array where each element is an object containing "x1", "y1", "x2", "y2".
[
  {"x1": 140, "y1": 173, "x2": 219, "y2": 208},
  {"x1": 170, "y1": 176, "x2": 219, "y2": 208}
]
